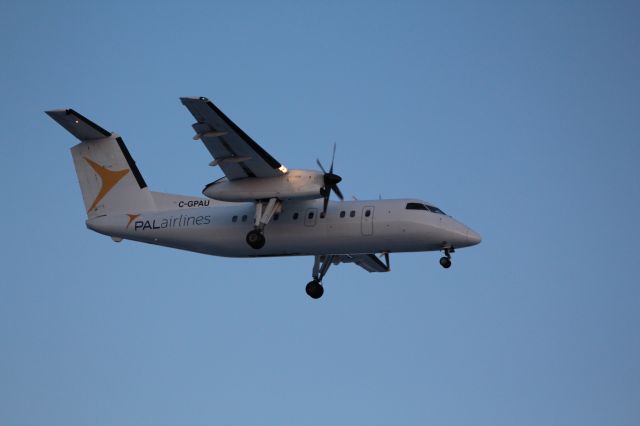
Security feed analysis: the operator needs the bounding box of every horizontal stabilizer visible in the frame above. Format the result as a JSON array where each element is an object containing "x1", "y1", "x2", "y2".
[{"x1": 45, "y1": 109, "x2": 111, "y2": 141}]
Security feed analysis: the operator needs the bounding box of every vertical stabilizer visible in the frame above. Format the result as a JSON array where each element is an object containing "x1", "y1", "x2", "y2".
[{"x1": 46, "y1": 109, "x2": 156, "y2": 218}]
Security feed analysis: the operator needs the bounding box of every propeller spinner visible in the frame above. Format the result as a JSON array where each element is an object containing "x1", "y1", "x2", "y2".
[{"x1": 316, "y1": 143, "x2": 344, "y2": 214}]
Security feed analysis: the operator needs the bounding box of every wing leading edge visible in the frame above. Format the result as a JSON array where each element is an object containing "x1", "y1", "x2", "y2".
[{"x1": 180, "y1": 97, "x2": 287, "y2": 181}]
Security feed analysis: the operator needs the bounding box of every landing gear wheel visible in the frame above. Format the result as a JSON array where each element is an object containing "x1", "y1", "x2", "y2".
[
  {"x1": 439, "y1": 256, "x2": 452, "y2": 269},
  {"x1": 246, "y1": 230, "x2": 265, "y2": 249},
  {"x1": 305, "y1": 280, "x2": 324, "y2": 299}
]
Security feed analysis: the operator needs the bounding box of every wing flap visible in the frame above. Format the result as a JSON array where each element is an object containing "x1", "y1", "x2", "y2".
[{"x1": 337, "y1": 253, "x2": 390, "y2": 273}]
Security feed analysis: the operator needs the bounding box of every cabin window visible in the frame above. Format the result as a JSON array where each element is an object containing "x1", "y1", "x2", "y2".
[
  {"x1": 365, "y1": 209, "x2": 371, "y2": 217},
  {"x1": 308, "y1": 211, "x2": 315, "y2": 220},
  {"x1": 340, "y1": 211, "x2": 346, "y2": 218},
  {"x1": 350, "y1": 210, "x2": 356, "y2": 218},
  {"x1": 232, "y1": 215, "x2": 238, "y2": 222},
  {"x1": 406, "y1": 202, "x2": 428, "y2": 211},
  {"x1": 241, "y1": 215, "x2": 247, "y2": 222},
  {"x1": 293, "y1": 212, "x2": 299, "y2": 220}
]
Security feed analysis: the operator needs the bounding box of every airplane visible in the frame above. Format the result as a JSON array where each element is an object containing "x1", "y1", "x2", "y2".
[{"x1": 45, "y1": 97, "x2": 481, "y2": 299}]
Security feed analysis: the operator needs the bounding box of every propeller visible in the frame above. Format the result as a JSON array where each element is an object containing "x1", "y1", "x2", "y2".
[{"x1": 316, "y1": 143, "x2": 344, "y2": 214}]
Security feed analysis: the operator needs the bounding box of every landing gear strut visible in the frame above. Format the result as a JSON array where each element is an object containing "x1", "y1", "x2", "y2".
[
  {"x1": 246, "y1": 198, "x2": 281, "y2": 249},
  {"x1": 305, "y1": 255, "x2": 335, "y2": 299},
  {"x1": 440, "y1": 248, "x2": 453, "y2": 269}
]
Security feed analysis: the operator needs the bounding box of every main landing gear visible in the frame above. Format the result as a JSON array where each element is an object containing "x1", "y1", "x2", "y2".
[
  {"x1": 306, "y1": 280, "x2": 324, "y2": 299},
  {"x1": 306, "y1": 255, "x2": 336, "y2": 299},
  {"x1": 246, "y1": 198, "x2": 281, "y2": 249},
  {"x1": 246, "y1": 230, "x2": 265, "y2": 249},
  {"x1": 440, "y1": 247, "x2": 454, "y2": 269}
]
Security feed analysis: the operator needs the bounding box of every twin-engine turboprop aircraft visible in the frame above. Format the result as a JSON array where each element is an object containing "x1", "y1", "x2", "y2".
[{"x1": 46, "y1": 97, "x2": 481, "y2": 299}]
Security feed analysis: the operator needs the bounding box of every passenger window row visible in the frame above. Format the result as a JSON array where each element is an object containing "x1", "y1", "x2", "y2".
[
  {"x1": 339, "y1": 210, "x2": 357, "y2": 218},
  {"x1": 231, "y1": 215, "x2": 249, "y2": 223},
  {"x1": 232, "y1": 213, "x2": 280, "y2": 223},
  {"x1": 231, "y1": 209, "x2": 368, "y2": 222}
]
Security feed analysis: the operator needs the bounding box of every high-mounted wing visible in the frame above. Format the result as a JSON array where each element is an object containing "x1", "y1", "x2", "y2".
[
  {"x1": 181, "y1": 97, "x2": 287, "y2": 181},
  {"x1": 336, "y1": 253, "x2": 391, "y2": 273}
]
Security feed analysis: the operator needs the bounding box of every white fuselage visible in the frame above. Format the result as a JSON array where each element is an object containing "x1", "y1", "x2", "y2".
[{"x1": 87, "y1": 198, "x2": 481, "y2": 258}]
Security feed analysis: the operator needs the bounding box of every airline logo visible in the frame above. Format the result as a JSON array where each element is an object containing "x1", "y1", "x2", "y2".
[
  {"x1": 131, "y1": 214, "x2": 212, "y2": 231},
  {"x1": 84, "y1": 157, "x2": 129, "y2": 212},
  {"x1": 126, "y1": 213, "x2": 141, "y2": 228}
]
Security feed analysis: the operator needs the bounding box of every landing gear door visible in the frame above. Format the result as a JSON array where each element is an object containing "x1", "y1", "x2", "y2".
[
  {"x1": 361, "y1": 206, "x2": 374, "y2": 236},
  {"x1": 304, "y1": 208, "x2": 318, "y2": 227}
]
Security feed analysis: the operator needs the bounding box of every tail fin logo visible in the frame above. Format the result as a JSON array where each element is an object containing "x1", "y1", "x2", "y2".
[{"x1": 84, "y1": 157, "x2": 130, "y2": 212}]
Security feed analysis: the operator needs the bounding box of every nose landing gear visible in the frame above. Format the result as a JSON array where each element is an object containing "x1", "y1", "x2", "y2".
[{"x1": 440, "y1": 247, "x2": 453, "y2": 269}]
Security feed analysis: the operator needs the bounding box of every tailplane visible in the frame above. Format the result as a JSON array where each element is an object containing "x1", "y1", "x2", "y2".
[{"x1": 46, "y1": 109, "x2": 156, "y2": 218}]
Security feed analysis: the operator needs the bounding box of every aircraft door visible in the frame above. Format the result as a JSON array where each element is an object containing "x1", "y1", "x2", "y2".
[
  {"x1": 361, "y1": 206, "x2": 374, "y2": 235},
  {"x1": 304, "y1": 208, "x2": 318, "y2": 227}
]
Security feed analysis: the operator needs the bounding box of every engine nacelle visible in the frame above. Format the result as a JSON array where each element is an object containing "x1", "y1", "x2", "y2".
[{"x1": 203, "y1": 169, "x2": 324, "y2": 202}]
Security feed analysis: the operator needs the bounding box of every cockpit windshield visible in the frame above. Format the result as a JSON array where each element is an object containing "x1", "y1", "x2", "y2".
[
  {"x1": 405, "y1": 202, "x2": 446, "y2": 215},
  {"x1": 425, "y1": 205, "x2": 446, "y2": 215},
  {"x1": 406, "y1": 202, "x2": 428, "y2": 211}
]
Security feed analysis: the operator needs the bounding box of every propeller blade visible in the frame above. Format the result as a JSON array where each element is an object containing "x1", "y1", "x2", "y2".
[
  {"x1": 317, "y1": 144, "x2": 343, "y2": 213},
  {"x1": 332, "y1": 184, "x2": 344, "y2": 200},
  {"x1": 329, "y1": 143, "x2": 336, "y2": 173},
  {"x1": 316, "y1": 159, "x2": 327, "y2": 174}
]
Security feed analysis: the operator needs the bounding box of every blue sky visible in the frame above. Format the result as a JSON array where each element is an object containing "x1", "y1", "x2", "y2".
[{"x1": 1, "y1": 1, "x2": 639, "y2": 425}]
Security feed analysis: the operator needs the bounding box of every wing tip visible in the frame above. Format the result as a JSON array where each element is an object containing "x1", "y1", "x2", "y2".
[
  {"x1": 180, "y1": 96, "x2": 209, "y2": 103},
  {"x1": 45, "y1": 108, "x2": 66, "y2": 114}
]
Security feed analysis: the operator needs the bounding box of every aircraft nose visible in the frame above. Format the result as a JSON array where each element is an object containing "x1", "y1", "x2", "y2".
[{"x1": 466, "y1": 228, "x2": 482, "y2": 246}]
